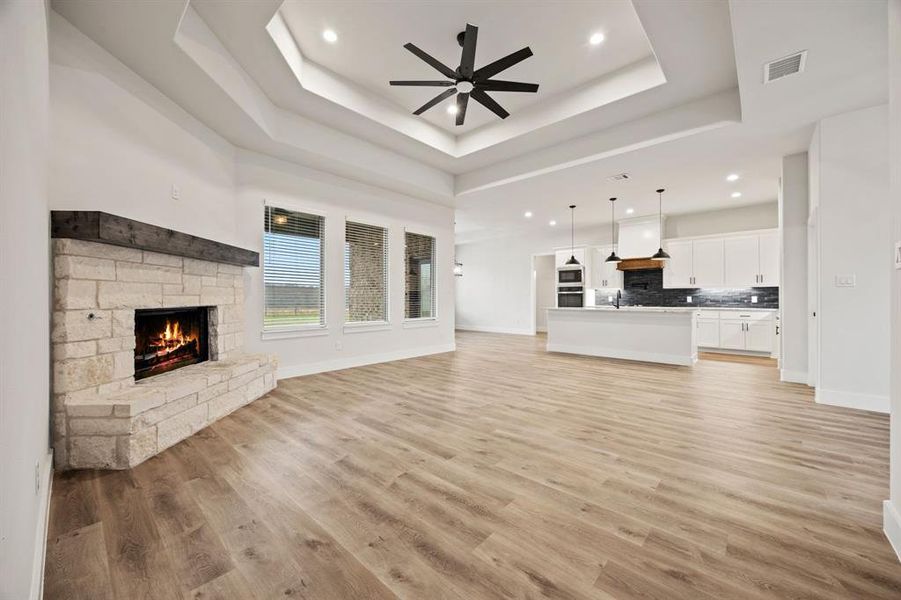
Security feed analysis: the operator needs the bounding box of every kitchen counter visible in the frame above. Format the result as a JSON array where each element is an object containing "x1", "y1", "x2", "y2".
[{"x1": 546, "y1": 307, "x2": 697, "y2": 366}]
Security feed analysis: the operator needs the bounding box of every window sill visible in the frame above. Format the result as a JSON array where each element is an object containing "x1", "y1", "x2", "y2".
[
  {"x1": 343, "y1": 321, "x2": 391, "y2": 334},
  {"x1": 261, "y1": 326, "x2": 329, "y2": 341},
  {"x1": 403, "y1": 318, "x2": 439, "y2": 329}
]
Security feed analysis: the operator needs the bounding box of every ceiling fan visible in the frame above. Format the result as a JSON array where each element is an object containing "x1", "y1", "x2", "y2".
[{"x1": 390, "y1": 24, "x2": 539, "y2": 126}]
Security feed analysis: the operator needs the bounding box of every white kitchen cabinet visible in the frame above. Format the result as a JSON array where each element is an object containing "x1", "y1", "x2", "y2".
[
  {"x1": 591, "y1": 246, "x2": 622, "y2": 288},
  {"x1": 746, "y1": 320, "x2": 774, "y2": 352},
  {"x1": 723, "y1": 236, "x2": 759, "y2": 287},
  {"x1": 718, "y1": 319, "x2": 746, "y2": 349},
  {"x1": 662, "y1": 240, "x2": 693, "y2": 288},
  {"x1": 692, "y1": 239, "x2": 725, "y2": 287},
  {"x1": 697, "y1": 317, "x2": 720, "y2": 347},
  {"x1": 662, "y1": 239, "x2": 723, "y2": 288},
  {"x1": 758, "y1": 231, "x2": 780, "y2": 286}
]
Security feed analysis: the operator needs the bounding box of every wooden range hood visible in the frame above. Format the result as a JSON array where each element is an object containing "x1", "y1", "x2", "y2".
[{"x1": 616, "y1": 258, "x2": 664, "y2": 271}]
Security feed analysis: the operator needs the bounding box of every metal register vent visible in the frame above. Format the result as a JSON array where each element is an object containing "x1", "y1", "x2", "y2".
[{"x1": 764, "y1": 50, "x2": 807, "y2": 83}]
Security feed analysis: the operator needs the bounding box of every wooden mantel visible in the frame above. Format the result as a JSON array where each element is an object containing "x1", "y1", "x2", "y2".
[{"x1": 50, "y1": 211, "x2": 259, "y2": 267}]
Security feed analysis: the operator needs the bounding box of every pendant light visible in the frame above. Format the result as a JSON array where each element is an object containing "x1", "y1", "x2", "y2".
[
  {"x1": 651, "y1": 188, "x2": 671, "y2": 260},
  {"x1": 564, "y1": 204, "x2": 580, "y2": 265},
  {"x1": 605, "y1": 197, "x2": 621, "y2": 263}
]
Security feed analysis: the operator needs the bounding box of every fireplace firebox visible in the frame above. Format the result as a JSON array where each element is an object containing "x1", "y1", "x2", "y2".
[{"x1": 134, "y1": 307, "x2": 209, "y2": 380}]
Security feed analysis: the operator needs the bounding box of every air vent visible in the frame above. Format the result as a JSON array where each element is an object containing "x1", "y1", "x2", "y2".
[
  {"x1": 606, "y1": 173, "x2": 630, "y2": 182},
  {"x1": 764, "y1": 50, "x2": 807, "y2": 83}
]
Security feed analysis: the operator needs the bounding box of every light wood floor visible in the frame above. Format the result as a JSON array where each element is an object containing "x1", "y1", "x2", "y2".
[{"x1": 44, "y1": 332, "x2": 901, "y2": 599}]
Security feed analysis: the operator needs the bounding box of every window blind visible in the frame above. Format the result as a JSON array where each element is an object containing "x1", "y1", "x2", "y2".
[
  {"x1": 263, "y1": 205, "x2": 325, "y2": 329},
  {"x1": 404, "y1": 231, "x2": 436, "y2": 319},
  {"x1": 345, "y1": 220, "x2": 389, "y2": 323}
]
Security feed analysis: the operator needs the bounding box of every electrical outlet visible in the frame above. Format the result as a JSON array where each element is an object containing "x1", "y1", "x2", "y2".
[
  {"x1": 895, "y1": 241, "x2": 901, "y2": 270},
  {"x1": 335, "y1": 340, "x2": 343, "y2": 351},
  {"x1": 686, "y1": 296, "x2": 692, "y2": 303},
  {"x1": 171, "y1": 184, "x2": 180, "y2": 200},
  {"x1": 834, "y1": 275, "x2": 856, "y2": 287},
  {"x1": 751, "y1": 295, "x2": 758, "y2": 304}
]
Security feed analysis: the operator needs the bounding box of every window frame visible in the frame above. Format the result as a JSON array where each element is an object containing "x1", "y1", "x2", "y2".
[
  {"x1": 403, "y1": 227, "x2": 438, "y2": 323},
  {"x1": 261, "y1": 202, "x2": 328, "y2": 340},
  {"x1": 343, "y1": 216, "x2": 391, "y2": 331}
]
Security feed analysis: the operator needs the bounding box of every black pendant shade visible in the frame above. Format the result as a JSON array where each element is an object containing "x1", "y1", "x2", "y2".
[
  {"x1": 651, "y1": 187, "x2": 670, "y2": 260},
  {"x1": 565, "y1": 204, "x2": 580, "y2": 265},
  {"x1": 605, "y1": 197, "x2": 621, "y2": 263}
]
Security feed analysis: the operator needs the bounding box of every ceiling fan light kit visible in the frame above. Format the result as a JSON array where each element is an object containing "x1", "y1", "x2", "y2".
[{"x1": 389, "y1": 23, "x2": 539, "y2": 126}]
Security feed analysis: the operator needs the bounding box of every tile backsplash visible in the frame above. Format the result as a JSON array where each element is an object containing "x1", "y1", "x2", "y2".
[{"x1": 593, "y1": 268, "x2": 779, "y2": 309}]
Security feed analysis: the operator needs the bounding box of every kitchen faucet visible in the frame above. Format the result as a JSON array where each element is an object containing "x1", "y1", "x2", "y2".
[{"x1": 615, "y1": 289, "x2": 621, "y2": 309}]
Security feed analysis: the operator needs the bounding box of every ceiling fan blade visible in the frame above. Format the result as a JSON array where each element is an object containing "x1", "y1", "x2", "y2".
[
  {"x1": 403, "y1": 43, "x2": 457, "y2": 79},
  {"x1": 470, "y1": 89, "x2": 509, "y2": 119},
  {"x1": 390, "y1": 80, "x2": 454, "y2": 87},
  {"x1": 478, "y1": 79, "x2": 539, "y2": 93},
  {"x1": 413, "y1": 88, "x2": 457, "y2": 115},
  {"x1": 459, "y1": 23, "x2": 478, "y2": 79},
  {"x1": 473, "y1": 47, "x2": 533, "y2": 80},
  {"x1": 456, "y1": 93, "x2": 469, "y2": 126}
]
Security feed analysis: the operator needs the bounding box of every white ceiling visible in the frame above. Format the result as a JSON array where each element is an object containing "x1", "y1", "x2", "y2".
[
  {"x1": 48, "y1": 0, "x2": 888, "y2": 242},
  {"x1": 279, "y1": 0, "x2": 654, "y2": 134}
]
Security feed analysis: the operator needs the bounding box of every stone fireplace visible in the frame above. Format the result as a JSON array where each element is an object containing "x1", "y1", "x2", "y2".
[{"x1": 51, "y1": 211, "x2": 278, "y2": 470}]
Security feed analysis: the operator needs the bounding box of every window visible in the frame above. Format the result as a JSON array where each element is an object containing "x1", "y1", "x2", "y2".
[
  {"x1": 344, "y1": 220, "x2": 388, "y2": 323},
  {"x1": 404, "y1": 231, "x2": 436, "y2": 319},
  {"x1": 263, "y1": 205, "x2": 325, "y2": 329}
]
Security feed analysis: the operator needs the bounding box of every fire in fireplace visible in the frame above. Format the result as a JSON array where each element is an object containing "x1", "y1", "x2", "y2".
[{"x1": 134, "y1": 307, "x2": 209, "y2": 380}]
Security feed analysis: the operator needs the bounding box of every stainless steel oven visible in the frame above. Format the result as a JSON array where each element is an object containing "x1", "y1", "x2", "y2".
[
  {"x1": 557, "y1": 285, "x2": 584, "y2": 308},
  {"x1": 557, "y1": 265, "x2": 584, "y2": 285}
]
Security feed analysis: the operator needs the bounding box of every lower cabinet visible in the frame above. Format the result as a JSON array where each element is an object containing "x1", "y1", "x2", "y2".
[{"x1": 698, "y1": 311, "x2": 775, "y2": 354}]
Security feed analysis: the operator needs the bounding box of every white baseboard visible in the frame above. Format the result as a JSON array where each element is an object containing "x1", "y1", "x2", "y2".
[
  {"x1": 277, "y1": 342, "x2": 456, "y2": 380},
  {"x1": 31, "y1": 449, "x2": 53, "y2": 600},
  {"x1": 780, "y1": 369, "x2": 809, "y2": 384},
  {"x1": 884, "y1": 500, "x2": 901, "y2": 563},
  {"x1": 547, "y1": 342, "x2": 697, "y2": 366},
  {"x1": 815, "y1": 388, "x2": 890, "y2": 413},
  {"x1": 455, "y1": 325, "x2": 534, "y2": 335}
]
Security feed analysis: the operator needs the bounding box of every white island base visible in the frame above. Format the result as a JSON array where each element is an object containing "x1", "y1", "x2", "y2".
[{"x1": 546, "y1": 307, "x2": 698, "y2": 366}]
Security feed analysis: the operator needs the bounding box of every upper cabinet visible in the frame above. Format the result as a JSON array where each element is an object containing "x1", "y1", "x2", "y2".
[
  {"x1": 663, "y1": 229, "x2": 779, "y2": 289},
  {"x1": 590, "y1": 246, "x2": 622, "y2": 289},
  {"x1": 662, "y1": 238, "x2": 724, "y2": 288},
  {"x1": 723, "y1": 231, "x2": 780, "y2": 287}
]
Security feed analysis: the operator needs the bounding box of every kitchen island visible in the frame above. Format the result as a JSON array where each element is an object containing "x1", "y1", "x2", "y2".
[{"x1": 546, "y1": 307, "x2": 698, "y2": 366}]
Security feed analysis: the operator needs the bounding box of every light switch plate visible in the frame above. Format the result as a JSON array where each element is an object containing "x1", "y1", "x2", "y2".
[
  {"x1": 895, "y1": 241, "x2": 901, "y2": 270},
  {"x1": 834, "y1": 275, "x2": 856, "y2": 287}
]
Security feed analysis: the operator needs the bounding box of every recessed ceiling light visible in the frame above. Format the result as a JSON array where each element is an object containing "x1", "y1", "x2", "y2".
[
  {"x1": 589, "y1": 32, "x2": 605, "y2": 46},
  {"x1": 447, "y1": 104, "x2": 459, "y2": 115},
  {"x1": 524, "y1": 211, "x2": 533, "y2": 218},
  {"x1": 726, "y1": 173, "x2": 739, "y2": 182},
  {"x1": 322, "y1": 29, "x2": 338, "y2": 43},
  {"x1": 549, "y1": 220, "x2": 557, "y2": 226},
  {"x1": 625, "y1": 208, "x2": 635, "y2": 215},
  {"x1": 731, "y1": 192, "x2": 742, "y2": 198}
]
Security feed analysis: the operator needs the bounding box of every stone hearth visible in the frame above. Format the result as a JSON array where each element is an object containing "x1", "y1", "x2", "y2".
[{"x1": 51, "y1": 229, "x2": 276, "y2": 470}]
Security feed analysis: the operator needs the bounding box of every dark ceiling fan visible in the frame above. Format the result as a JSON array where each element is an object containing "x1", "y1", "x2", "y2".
[{"x1": 389, "y1": 24, "x2": 538, "y2": 126}]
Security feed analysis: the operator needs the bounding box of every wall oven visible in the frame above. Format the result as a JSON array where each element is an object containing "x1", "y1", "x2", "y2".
[{"x1": 557, "y1": 285, "x2": 584, "y2": 308}]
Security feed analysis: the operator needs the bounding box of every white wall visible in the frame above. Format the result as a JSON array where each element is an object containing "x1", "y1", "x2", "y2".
[
  {"x1": 885, "y1": 0, "x2": 901, "y2": 562},
  {"x1": 809, "y1": 105, "x2": 891, "y2": 412},
  {"x1": 455, "y1": 203, "x2": 778, "y2": 334},
  {"x1": 48, "y1": 11, "x2": 454, "y2": 378},
  {"x1": 534, "y1": 255, "x2": 555, "y2": 332},
  {"x1": 0, "y1": 2, "x2": 52, "y2": 599},
  {"x1": 779, "y1": 153, "x2": 808, "y2": 384}
]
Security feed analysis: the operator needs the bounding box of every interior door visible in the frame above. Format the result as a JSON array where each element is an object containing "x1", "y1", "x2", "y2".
[
  {"x1": 723, "y1": 235, "x2": 759, "y2": 287},
  {"x1": 719, "y1": 319, "x2": 745, "y2": 349},
  {"x1": 692, "y1": 238, "x2": 725, "y2": 287},
  {"x1": 662, "y1": 240, "x2": 692, "y2": 288},
  {"x1": 746, "y1": 320, "x2": 774, "y2": 353},
  {"x1": 758, "y1": 231, "x2": 780, "y2": 286}
]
